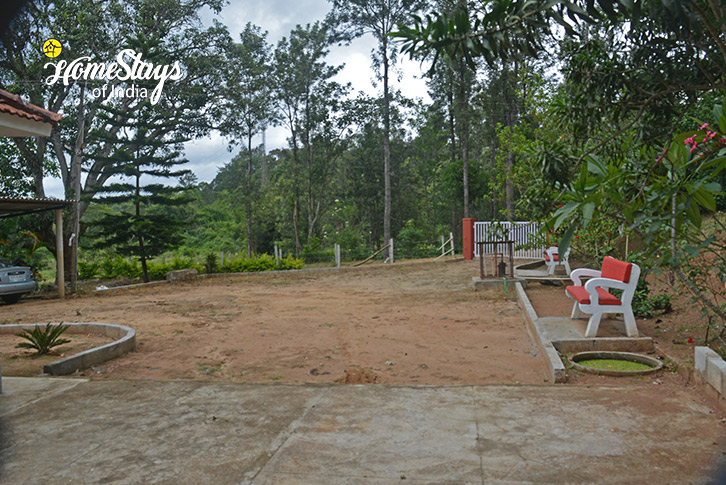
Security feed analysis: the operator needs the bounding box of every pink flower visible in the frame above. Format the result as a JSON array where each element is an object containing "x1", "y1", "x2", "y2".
[
  {"x1": 700, "y1": 123, "x2": 710, "y2": 130},
  {"x1": 575, "y1": 235, "x2": 579, "y2": 239}
]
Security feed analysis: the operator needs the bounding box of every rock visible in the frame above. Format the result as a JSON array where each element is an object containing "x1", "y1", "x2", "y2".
[{"x1": 166, "y1": 268, "x2": 198, "y2": 283}]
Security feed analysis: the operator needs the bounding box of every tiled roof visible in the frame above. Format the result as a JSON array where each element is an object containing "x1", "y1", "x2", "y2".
[{"x1": 0, "y1": 89, "x2": 62, "y2": 126}]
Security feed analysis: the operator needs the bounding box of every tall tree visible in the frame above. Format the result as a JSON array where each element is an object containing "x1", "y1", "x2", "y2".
[
  {"x1": 272, "y1": 22, "x2": 347, "y2": 254},
  {"x1": 0, "y1": 0, "x2": 228, "y2": 285},
  {"x1": 220, "y1": 23, "x2": 274, "y2": 257},
  {"x1": 91, "y1": 103, "x2": 191, "y2": 283},
  {"x1": 327, "y1": 0, "x2": 426, "y2": 256}
]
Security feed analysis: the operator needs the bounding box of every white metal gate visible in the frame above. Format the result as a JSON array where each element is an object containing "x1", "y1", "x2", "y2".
[{"x1": 473, "y1": 221, "x2": 545, "y2": 259}]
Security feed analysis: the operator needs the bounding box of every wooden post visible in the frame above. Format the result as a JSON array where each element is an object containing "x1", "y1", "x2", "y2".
[
  {"x1": 55, "y1": 209, "x2": 65, "y2": 299},
  {"x1": 625, "y1": 234, "x2": 629, "y2": 257},
  {"x1": 509, "y1": 240, "x2": 515, "y2": 277},
  {"x1": 478, "y1": 242, "x2": 485, "y2": 279},
  {"x1": 441, "y1": 235, "x2": 445, "y2": 257},
  {"x1": 450, "y1": 232, "x2": 455, "y2": 259},
  {"x1": 389, "y1": 238, "x2": 394, "y2": 264},
  {"x1": 220, "y1": 251, "x2": 224, "y2": 268},
  {"x1": 274, "y1": 244, "x2": 279, "y2": 265},
  {"x1": 335, "y1": 244, "x2": 341, "y2": 269}
]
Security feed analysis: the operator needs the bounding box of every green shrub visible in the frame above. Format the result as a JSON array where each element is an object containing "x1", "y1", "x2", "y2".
[
  {"x1": 99, "y1": 255, "x2": 141, "y2": 279},
  {"x1": 146, "y1": 257, "x2": 202, "y2": 280},
  {"x1": 78, "y1": 260, "x2": 99, "y2": 280},
  {"x1": 16, "y1": 323, "x2": 71, "y2": 355},
  {"x1": 278, "y1": 254, "x2": 304, "y2": 270},
  {"x1": 220, "y1": 253, "x2": 304, "y2": 273},
  {"x1": 205, "y1": 253, "x2": 218, "y2": 274}
]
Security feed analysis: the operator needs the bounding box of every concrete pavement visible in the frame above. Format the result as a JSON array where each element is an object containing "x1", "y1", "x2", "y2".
[{"x1": 1, "y1": 377, "x2": 725, "y2": 484}]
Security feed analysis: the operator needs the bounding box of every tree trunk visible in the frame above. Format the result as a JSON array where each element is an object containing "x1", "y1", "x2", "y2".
[
  {"x1": 246, "y1": 132, "x2": 253, "y2": 258},
  {"x1": 70, "y1": 84, "x2": 85, "y2": 293},
  {"x1": 448, "y1": 80, "x2": 456, "y2": 170},
  {"x1": 458, "y1": 58, "x2": 470, "y2": 219},
  {"x1": 490, "y1": 135, "x2": 498, "y2": 219},
  {"x1": 292, "y1": 198, "x2": 301, "y2": 256},
  {"x1": 135, "y1": 169, "x2": 149, "y2": 283},
  {"x1": 502, "y1": 60, "x2": 518, "y2": 220},
  {"x1": 382, "y1": 37, "x2": 392, "y2": 259}
]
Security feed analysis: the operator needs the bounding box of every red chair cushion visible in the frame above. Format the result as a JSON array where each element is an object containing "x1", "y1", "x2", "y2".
[
  {"x1": 566, "y1": 285, "x2": 621, "y2": 305},
  {"x1": 544, "y1": 254, "x2": 559, "y2": 262},
  {"x1": 600, "y1": 256, "x2": 632, "y2": 283}
]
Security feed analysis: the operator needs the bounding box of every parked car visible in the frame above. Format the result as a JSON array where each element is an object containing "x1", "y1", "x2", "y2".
[{"x1": 0, "y1": 257, "x2": 37, "y2": 304}]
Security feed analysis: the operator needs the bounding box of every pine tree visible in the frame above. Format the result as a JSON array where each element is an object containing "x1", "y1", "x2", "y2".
[{"x1": 91, "y1": 103, "x2": 191, "y2": 282}]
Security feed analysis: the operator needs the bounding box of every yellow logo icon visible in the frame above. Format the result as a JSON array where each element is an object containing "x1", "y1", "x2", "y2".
[{"x1": 42, "y1": 39, "x2": 62, "y2": 58}]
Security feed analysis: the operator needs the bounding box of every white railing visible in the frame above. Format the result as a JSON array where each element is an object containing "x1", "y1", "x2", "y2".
[{"x1": 474, "y1": 221, "x2": 545, "y2": 259}]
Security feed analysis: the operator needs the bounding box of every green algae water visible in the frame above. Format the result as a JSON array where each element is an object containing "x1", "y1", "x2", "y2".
[{"x1": 576, "y1": 359, "x2": 652, "y2": 371}]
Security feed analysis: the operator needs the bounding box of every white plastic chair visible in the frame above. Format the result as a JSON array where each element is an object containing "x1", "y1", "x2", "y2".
[
  {"x1": 565, "y1": 256, "x2": 641, "y2": 338},
  {"x1": 544, "y1": 246, "x2": 571, "y2": 276}
]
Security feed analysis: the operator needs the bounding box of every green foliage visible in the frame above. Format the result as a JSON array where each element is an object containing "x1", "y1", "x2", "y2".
[
  {"x1": 99, "y1": 255, "x2": 142, "y2": 279},
  {"x1": 204, "y1": 253, "x2": 218, "y2": 274},
  {"x1": 146, "y1": 258, "x2": 203, "y2": 281},
  {"x1": 15, "y1": 324, "x2": 71, "y2": 355},
  {"x1": 0, "y1": 217, "x2": 46, "y2": 267},
  {"x1": 630, "y1": 280, "x2": 673, "y2": 319},
  {"x1": 220, "y1": 253, "x2": 303, "y2": 272},
  {"x1": 78, "y1": 260, "x2": 100, "y2": 280},
  {"x1": 395, "y1": 220, "x2": 437, "y2": 259}
]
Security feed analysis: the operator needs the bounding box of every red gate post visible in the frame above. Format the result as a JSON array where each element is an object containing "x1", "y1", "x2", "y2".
[{"x1": 463, "y1": 218, "x2": 476, "y2": 260}]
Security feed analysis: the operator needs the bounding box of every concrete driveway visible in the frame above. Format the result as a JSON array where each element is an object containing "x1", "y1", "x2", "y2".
[{"x1": 1, "y1": 377, "x2": 725, "y2": 484}]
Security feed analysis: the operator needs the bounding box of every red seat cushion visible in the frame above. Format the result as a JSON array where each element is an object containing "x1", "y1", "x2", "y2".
[
  {"x1": 566, "y1": 285, "x2": 621, "y2": 305},
  {"x1": 601, "y1": 256, "x2": 632, "y2": 283},
  {"x1": 544, "y1": 254, "x2": 559, "y2": 262}
]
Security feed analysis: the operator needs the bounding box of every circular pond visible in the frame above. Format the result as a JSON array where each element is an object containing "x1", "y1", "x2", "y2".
[{"x1": 569, "y1": 351, "x2": 663, "y2": 377}]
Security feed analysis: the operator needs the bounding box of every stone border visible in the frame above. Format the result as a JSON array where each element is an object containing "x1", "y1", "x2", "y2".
[
  {"x1": 515, "y1": 282, "x2": 566, "y2": 383},
  {"x1": 695, "y1": 346, "x2": 726, "y2": 400},
  {"x1": 0, "y1": 323, "x2": 136, "y2": 376}
]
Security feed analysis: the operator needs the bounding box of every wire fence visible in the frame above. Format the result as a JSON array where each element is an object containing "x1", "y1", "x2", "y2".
[{"x1": 295, "y1": 236, "x2": 459, "y2": 266}]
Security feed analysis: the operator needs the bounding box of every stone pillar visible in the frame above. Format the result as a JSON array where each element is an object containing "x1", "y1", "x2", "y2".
[{"x1": 463, "y1": 218, "x2": 476, "y2": 260}]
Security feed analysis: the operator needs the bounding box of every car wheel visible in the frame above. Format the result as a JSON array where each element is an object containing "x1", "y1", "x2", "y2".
[{"x1": 1, "y1": 294, "x2": 22, "y2": 304}]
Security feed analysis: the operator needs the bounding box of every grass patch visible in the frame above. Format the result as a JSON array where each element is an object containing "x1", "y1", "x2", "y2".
[{"x1": 576, "y1": 359, "x2": 652, "y2": 372}]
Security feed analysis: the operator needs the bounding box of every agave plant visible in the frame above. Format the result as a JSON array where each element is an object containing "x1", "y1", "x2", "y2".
[{"x1": 16, "y1": 323, "x2": 71, "y2": 355}]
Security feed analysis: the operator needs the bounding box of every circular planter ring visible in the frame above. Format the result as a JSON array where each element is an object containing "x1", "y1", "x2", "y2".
[{"x1": 569, "y1": 351, "x2": 663, "y2": 377}]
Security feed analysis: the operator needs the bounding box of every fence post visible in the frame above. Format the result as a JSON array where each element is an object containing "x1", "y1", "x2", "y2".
[
  {"x1": 390, "y1": 238, "x2": 394, "y2": 265},
  {"x1": 274, "y1": 244, "x2": 279, "y2": 265},
  {"x1": 335, "y1": 244, "x2": 341, "y2": 269},
  {"x1": 220, "y1": 251, "x2": 224, "y2": 268},
  {"x1": 441, "y1": 235, "x2": 445, "y2": 257},
  {"x1": 450, "y1": 232, "x2": 455, "y2": 259}
]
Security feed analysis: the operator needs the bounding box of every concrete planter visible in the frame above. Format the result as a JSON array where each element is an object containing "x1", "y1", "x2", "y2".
[
  {"x1": 695, "y1": 346, "x2": 726, "y2": 398},
  {"x1": 0, "y1": 323, "x2": 136, "y2": 376}
]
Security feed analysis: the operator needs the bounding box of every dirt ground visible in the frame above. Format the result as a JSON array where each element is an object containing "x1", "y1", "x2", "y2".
[{"x1": 0, "y1": 260, "x2": 546, "y2": 385}]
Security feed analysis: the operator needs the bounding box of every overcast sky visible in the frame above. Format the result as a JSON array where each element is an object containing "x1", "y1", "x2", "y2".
[{"x1": 43, "y1": 0, "x2": 431, "y2": 199}]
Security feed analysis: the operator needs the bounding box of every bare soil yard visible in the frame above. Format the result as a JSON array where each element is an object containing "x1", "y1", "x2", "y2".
[{"x1": 0, "y1": 260, "x2": 546, "y2": 385}]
